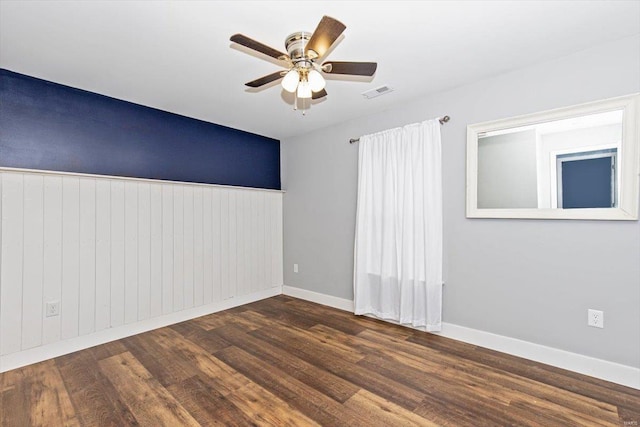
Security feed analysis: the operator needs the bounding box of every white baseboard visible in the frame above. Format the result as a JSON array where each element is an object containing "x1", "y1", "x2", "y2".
[
  {"x1": 281, "y1": 285, "x2": 639, "y2": 390},
  {"x1": 435, "y1": 323, "x2": 640, "y2": 390},
  {"x1": 0, "y1": 286, "x2": 282, "y2": 373},
  {"x1": 282, "y1": 285, "x2": 354, "y2": 311}
]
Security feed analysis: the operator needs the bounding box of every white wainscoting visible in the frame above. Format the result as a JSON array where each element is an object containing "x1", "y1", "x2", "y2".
[{"x1": 0, "y1": 169, "x2": 283, "y2": 370}]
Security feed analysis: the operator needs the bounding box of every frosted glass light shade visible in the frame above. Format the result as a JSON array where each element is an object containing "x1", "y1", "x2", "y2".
[
  {"x1": 281, "y1": 69, "x2": 300, "y2": 92},
  {"x1": 297, "y1": 80, "x2": 312, "y2": 99},
  {"x1": 308, "y1": 69, "x2": 326, "y2": 92}
]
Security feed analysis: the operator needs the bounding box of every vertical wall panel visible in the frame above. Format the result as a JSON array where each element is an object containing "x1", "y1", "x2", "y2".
[
  {"x1": 257, "y1": 193, "x2": 266, "y2": 292},
  {"x1": 273, "y1": 193, "x2": 284, "y2": 286},
  {"x1": 138, "y1": 183, "x2": 151, "y2": 321},
  {"x1": 236, "y1": 192, "x2": 248, "y2": 297},
  {"x1": 173, "y1": 186, "x2": 184, "y2": 311},
  {"x1": 211, "y1": 189, "x2": 222, "y2": 302},
  {"x1": 78, "y1": 179, "x2": 96, "y2": 336},
  {"x1": 264, "y1": 192, "x2": 273, "y2": 290},
  {"x1": 244, "y1": 191, "x2": 255, "y2": 295},
  {"x1": 202, "y1": 188, "x2": 213, "y2": 304},
  {"x1": 183, "y1": 187, "x2": 194, "y2": 309},
  {"x1": 220, "y1": 191, "x2": 229, "y2": 300},
  {"x1": 21, "y1": 174, "x2": 44, "y2": 349},
  {"x1": 124, "y1": 182, "x2": 138, "y2": 324},
  {"x1": 110, "y1": 180, "x2": 125, "y2": 327},
  {"x1": 42, "y1": 176, "x2": 63, "y2": 344},
  {"x1": 0, "y1": 170, "x2": 283, "y2": 361},
  {"x1": 61, "y1": 177, "x2": 80, "y2": 340},
  {"x1": 95, "y1": 180, "x2": 111, "y2": 331},
  {"x1": 249, "y1": 192, "x2": 259, "y2": 294},
  {"x1": 161, "y1": 185, "x2": 174, "y2": 315},
  {"x1": 228, "y1": 191, "x2": 238, "y2": 299},
  {"x1": 193, "y1": 188, "x2": 204, "y2": 307},
  {"x1": 0, "y1": 173, "x2": 23, "y2": 355},
  {"x1": 149, "y1": 184, "x2": 162, "y2": 318}
]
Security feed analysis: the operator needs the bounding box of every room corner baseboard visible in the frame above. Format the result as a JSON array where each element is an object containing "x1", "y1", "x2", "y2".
[
  {"x1": 280, "y1": 285, "x2": 639, "y2": 390},
  {"x1": 282, "y1": 285, "x2": 354, "y2": 311},
  {"x1": 434, "y1": 323, "x2": 640, "y2": 390},
  {"x1": 0, "y1": 286, "x2": 282, "y2": 373}
]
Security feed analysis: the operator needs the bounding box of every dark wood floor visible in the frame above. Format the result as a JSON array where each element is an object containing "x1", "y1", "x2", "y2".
[{"x1": 1, "y1": 295, "x2": 638, "y2": 426}]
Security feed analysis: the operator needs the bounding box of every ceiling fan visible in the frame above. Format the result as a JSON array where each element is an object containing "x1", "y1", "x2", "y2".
[{"x1": 230, "y1": 16, "x2": 377, "y2": 103}]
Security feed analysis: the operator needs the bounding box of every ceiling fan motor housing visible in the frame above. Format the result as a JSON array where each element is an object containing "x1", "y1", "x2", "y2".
[{"x1": 285, "y1": 32, "x2": 316, "y2": 61}]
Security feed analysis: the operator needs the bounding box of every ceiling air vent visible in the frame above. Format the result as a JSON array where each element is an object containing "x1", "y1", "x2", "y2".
[{"x1": 362, "y1": 85, "x2": 394, "y2": 99}]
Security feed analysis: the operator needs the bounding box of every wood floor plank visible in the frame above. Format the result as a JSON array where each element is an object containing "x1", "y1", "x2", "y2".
[
  {"x1": 98, "y1": 351, "x2": 200, "y2": 426},
  {"x1": 207, "y1": 322, "x2": 359, "y2": 403},
  {"x1": 177, "y1": 326, "x2": 234, "y2": 354},
  {"x1": 356, "y1": 327, "x2": 621, "y2": 424},
  {"x1": 121, "y1": 333, "x2": 196, "y2": 387},
  {"x1": 408, "y1": 329, "x2": 640, "y2": 412},
  {"x1": 286, "y1": 297, "x2": 414, "y2": 339},
  {"x1": 249, "y1": 321, "x2": 425, "y2": 410},
  {"x1": 225, "y1": 382, "x2": 321, "y2": 426},
  {"x1": 414, "y1": 397, "x2": 498, "y2": 427},
  {"x1": 185, "y1": 344, "x2": 253, "y2": 397},
  {"x1": 1, "y1": 360, "x2": 78, "y2": 427},
  {"x1": 215, "y1": 345, "x2": 368, "y2": 426},
  {"x1": 86, "y1": 339, "x2": 129, "y2": 361},
  {"x1": 166, "y1": 375, "x2": 257, "y2": 426},
  {"x1": 242, "y1": 299, "x2": 319, "y2": 329},
  {"x1": 344, "y1": 389, "x2": 438, "y2": 427},
  {"x1": 1, "y1": 367, "x2": 33, "y2": 426},
  {"x1": 358, "y1": 352, "x2": 584, "y2": 426},
  {"x1": 2, "y1": 295, "x2": 638, "y2": 426},
  {"x1": 56, "y1": 350, "x2": 139, "y2": 426}
]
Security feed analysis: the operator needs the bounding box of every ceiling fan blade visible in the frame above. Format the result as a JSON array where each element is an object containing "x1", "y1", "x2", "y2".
[
  {"x1": 305, "y1": 16, "x2": 346, "y2": 58},
  {"x1": 230, "y1": 34, "x2": 289, "y2": 60},
  {"x1": 245, "y1": 71, "x2": 285, "y2": 88},
  {"x1": 312, "y1": 89, "x2": 327, "y2": 100},
  {"x1": 323, "y1": 61, "x2": 377, "y2": 76}
]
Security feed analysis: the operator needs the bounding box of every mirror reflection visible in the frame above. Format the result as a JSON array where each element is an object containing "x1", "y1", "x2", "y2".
[{"x1": 477, "y1": 110, "x2": 623, "y2": 210}]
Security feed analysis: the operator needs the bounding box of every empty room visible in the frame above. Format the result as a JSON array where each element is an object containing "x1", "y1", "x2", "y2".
[{"x1": 1, "y1": 1, "x2": 639, "y2": 426}]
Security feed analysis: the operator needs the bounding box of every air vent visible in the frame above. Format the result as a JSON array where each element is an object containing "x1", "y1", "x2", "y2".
[{"x1": 362, "y1": 85, "x2": 394, "y2": 99}]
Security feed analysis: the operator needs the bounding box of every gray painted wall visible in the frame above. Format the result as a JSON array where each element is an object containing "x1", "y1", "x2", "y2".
[
  {"x1": 478, "y1": 130, "x2": 538, "y2": 209},
  {"x1": 281, "y1": 35, "x2": 640, "y2": 367}
]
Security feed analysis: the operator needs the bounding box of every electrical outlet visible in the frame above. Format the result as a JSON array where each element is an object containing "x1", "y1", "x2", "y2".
[
  {"x1": 293, "y1": 263, "x2": 299, "y2": 273},
  {"x1": 46, "y1": 301, "x2": 60, "y2": 317},
  {"x1": 588, "y1": 309, "x2": 604, "y2": 328}
]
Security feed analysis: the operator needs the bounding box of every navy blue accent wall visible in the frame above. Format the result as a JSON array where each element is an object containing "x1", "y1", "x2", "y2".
[{"x1": 0, "y1": 69, "x2": 280, "y2": 189}]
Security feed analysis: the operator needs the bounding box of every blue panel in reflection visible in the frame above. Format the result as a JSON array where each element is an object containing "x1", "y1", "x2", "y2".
[{"x1": 561, "y1": 157, "x2": 612, "y2": 208}]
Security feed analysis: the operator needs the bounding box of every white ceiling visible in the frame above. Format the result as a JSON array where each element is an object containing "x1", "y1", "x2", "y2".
[{"x1": 1, "y1": 1, "x2": 639, "y2": 140}]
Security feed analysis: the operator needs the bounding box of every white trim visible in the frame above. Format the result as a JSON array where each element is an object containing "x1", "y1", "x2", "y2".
[
  {"x1": 0, "y1": 167, "x2": 285, "y2": 193},
  {"x1": 434, "y1": 323, "x2": 639, "y2": 390},
  {"x1": 281, "y1": 286, "x2": 639, "y2": 389},
  {"x1": 0, "y1": 286, "x2": 281, "y2": 373},
  {"x1": 282, "y1": 285, "x2": 354, "y2": 311}
]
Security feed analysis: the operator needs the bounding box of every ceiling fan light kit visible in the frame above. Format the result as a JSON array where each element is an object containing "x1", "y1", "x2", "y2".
[
  {"x1": 297, "y1": 80, "x2": 312, "y2": 99},
  {"x1": 282, "y1": 69, "x2": 300, "y2": 93},
  {"x1": 230, "y1": 15, "x2": 377, "y2": 111},
  {"x1": 308, "y1": 69, "x2": 326, "y2": 92}
]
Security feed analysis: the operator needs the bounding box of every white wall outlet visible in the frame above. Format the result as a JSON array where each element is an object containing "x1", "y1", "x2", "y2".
[
  {"x1": 588, "y1": 309, "x2": 604, "y2": 328},
  {"x1": 46, "y1": 301, "x2": 60, "y2": 317},
  {"x1": 293, "y1": 263, "x2": 299, "y2": 273}
]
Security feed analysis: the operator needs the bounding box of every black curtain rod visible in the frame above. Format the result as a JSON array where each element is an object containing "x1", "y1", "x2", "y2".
[{"x1": 349, "y1": 115, "x2": 450, "y2": 144}]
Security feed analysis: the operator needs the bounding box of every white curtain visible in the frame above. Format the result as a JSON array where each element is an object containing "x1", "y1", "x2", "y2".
[{"x1": 353, "y1": 119, "x2": 443, "y2": 331}]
